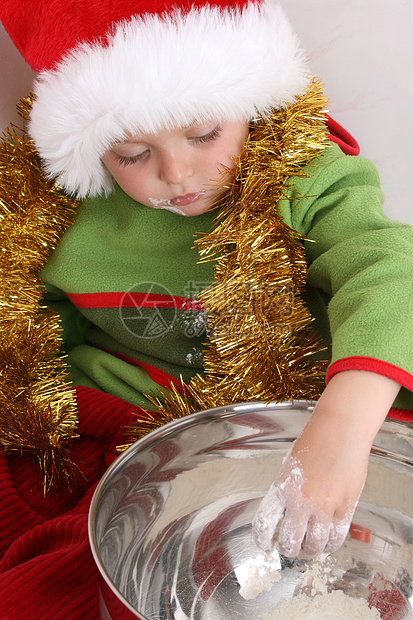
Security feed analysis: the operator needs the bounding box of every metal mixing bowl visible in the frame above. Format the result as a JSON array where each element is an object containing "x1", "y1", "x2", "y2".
[{"x1": 88, "y1": 401, "x2": 413, "y2": 619}]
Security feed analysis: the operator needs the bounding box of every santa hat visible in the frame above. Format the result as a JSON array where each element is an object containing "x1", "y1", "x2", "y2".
[{"x1": 0, "y1": 0, "x2": 309, "y2": 198}]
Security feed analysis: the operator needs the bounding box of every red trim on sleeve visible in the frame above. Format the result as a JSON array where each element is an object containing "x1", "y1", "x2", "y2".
[
  {"x1": 388, "y1": 408, "x2": 413, "y2": 423},
  {"x1": 67, "y1": 291, "x2": 202, "y2": 311},
  {"x1": 326, "y1": 115, "x2": 360, "y2": 156},
  {"x1": 326, "y1": 356, "x2": 413, "y2": 421},
  {"x1": 326, "y1": 356, "x2": 413, "y2": 391}
]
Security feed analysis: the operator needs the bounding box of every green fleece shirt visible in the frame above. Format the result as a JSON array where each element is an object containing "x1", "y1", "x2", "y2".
[{"x1": 41, "y1": 143, "x2": 413, "y2": 411}]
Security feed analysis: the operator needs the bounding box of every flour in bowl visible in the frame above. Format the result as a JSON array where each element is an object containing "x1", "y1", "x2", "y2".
[
  {"x1": 261, "y1": 590, "x2": 381, "y2": 619},
  {"x1": 236, "y1": 550, "x2": 282, "y2": 600}
]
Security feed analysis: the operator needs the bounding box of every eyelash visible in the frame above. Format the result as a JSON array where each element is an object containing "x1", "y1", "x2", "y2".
[
  {"x1": 114, "y1": 125, "x2": 222, "y2": 167},
  {"x1": 191, "y1": 125, "x2": 222, "y2": 144},
  {"x1": 114, "y1": 152, "x2": 148, "y2": 167}
]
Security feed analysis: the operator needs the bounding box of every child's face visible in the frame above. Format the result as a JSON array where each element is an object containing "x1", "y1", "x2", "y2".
[{"x1": 102, "y1": 121, "x2": 249, "y2": 216}]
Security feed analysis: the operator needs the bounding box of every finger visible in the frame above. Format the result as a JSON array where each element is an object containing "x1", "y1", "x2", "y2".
[
  {"x1": 325, "y1": 510, "x2": 353, "y2": 553},
  {"x1": 252, "y1": 485, "x2": 285, "y2": 552},
  {"x1": 277, "y1": 506, "x2": 309, "y2": 558},
  {"x1": 302, "y1": 511, "x2": 330, "y2": 557}
]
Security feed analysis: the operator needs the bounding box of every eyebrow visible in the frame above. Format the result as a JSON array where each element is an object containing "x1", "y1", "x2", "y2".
[
  {"x1": 113, "y1": 139, "x2": 142, "y2": 146},
  {"x1": 111, "y1": 140, "x2": 146, "y2": 150}
]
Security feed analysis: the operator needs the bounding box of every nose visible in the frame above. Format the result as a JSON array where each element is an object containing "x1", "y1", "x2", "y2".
[{"x1": 158, "y1": 150, "x2": 194, "y2": 185}]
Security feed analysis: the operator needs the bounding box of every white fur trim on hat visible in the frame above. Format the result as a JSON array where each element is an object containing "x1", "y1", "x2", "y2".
[{"x1": 29, "y1": 1, "x2": 309, "y2": 198}]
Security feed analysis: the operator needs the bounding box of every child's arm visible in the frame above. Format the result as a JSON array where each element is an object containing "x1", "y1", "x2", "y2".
[{"x1": 253, "y1": 369, "x2": 401, "y2": 557}]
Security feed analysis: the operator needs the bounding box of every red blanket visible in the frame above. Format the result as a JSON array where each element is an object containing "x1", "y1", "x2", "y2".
[
  {"x1": 2, "y1": 386, "x2": 411, "y2": 619},
  {"x1": 0, "y1": 386, "x2": 141, "y2": 620}
]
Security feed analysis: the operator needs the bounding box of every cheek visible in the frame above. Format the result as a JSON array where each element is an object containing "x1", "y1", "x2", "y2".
[
  {"x1": 212, "y1": 143, "x2": 243, "y2": 175},
  {"x1": 103, "y1": 159, "x2": 150, "y2": 199},
  {"x1": 120, "y1": 174, "x2": 153, "y2": 202},
  {"x1": 207, "y1": 146, "x2": 236, "y2": 175},
  {"x1": 218, "y1": 130, "x2": 248, "y2": 169}
]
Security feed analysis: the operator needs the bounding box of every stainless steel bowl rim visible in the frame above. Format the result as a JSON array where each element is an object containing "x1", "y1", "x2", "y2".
[{"x1": 88, "y1": 400, "x2": 413, "y2": 619}]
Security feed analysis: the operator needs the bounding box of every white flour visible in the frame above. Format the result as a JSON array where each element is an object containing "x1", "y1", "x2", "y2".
[
  {"x1": 261, "y1": 590, "x2": 381, "y2": 619},
  {"x1": 299, "y1": 553, "x2": 334, "y2": 597},
  {"x1": 153, "y1": 449, "x2": 413, "y2": 536},
  {"x1": 236, "y1": 550, "x2": 282, "y2": 600}
]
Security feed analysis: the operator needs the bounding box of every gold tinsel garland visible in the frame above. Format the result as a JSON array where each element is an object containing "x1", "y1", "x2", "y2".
[
  {"x1": 0, "y1": 82, "x2": 330, "y2": 482},
  {"x1": 125, "y1": 79, "x2": 330, "y2": 442},
  {"x1": 0, "y1": 98, "x2": 80, "y2": 491}
]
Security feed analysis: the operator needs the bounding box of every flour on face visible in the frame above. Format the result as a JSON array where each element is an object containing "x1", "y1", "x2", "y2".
[{"x1": 148, "y1": 197, "x2": 188, "y2": 215}]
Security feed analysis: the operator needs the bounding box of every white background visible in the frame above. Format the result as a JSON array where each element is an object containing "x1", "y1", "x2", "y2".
[{"x1": 1, "y1": 0, "x2": 412, "y2": 223}]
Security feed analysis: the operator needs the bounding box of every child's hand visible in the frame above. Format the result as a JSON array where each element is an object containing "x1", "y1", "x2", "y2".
[
  {"x1": 252, "y1": 421, "x2": 367, "y2": 557},
  {"x1": 252, "y1": 370, "x2": 401, "y2": 557}
]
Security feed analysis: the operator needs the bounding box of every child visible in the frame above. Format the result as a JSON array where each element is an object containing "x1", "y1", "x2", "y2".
[{"x1": 0, "y1": 0, "x2": 413, "y2": 617}]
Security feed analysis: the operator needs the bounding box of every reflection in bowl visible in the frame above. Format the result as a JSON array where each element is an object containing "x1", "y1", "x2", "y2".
[{"x1": 88, "y1": 402, "x2": 413, "y2": 619}]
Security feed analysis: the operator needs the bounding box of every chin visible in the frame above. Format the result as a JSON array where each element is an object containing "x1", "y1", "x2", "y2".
[{"x1": 181, "y1": 202, "x2": 212, "y2": 217}]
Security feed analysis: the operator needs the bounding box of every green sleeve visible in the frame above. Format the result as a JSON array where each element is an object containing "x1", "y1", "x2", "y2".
[
  {"x1": 277, "y1": 142, "x2": 413, "y2": 407},
  {"x1": 42, "y1": 282, "x2": 92, "y2": 353}
]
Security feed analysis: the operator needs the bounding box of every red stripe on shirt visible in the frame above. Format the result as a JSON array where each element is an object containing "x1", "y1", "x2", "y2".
[
  {"x1": 67, "y1": 291, "x2": 203, "y2": 311},
  {"x1": 93, "y1": 345, "x2": 187, "y2": 392}
]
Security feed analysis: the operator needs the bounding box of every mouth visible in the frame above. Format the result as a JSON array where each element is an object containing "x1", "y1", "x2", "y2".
[
  {"x1": 148, "y1": 191, "x2": 208, "y2": 216},
  {"x1": 170, "y1": 191, "x2": 206, "y2": 207}
]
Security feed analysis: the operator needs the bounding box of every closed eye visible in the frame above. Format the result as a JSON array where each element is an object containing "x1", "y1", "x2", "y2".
[
  {"x1": 190, "y1": 125, "x2": 222, "y2": 145},
  {"x1": 114, "y1": 150, "x2": 149, "y2": 166}
]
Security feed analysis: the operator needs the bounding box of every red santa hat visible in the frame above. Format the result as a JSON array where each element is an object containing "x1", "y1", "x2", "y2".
[{"x1": 0, "y1": 0, "x2": 309, "y2": 198}]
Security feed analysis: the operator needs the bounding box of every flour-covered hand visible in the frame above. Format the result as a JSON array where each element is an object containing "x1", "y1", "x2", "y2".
[
  {"x1": 252, "y1": 445, "x2": 356, "y2": 558},
  {"x1": 252, "y1": 370, "x2": 401, "y2": 558}
]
